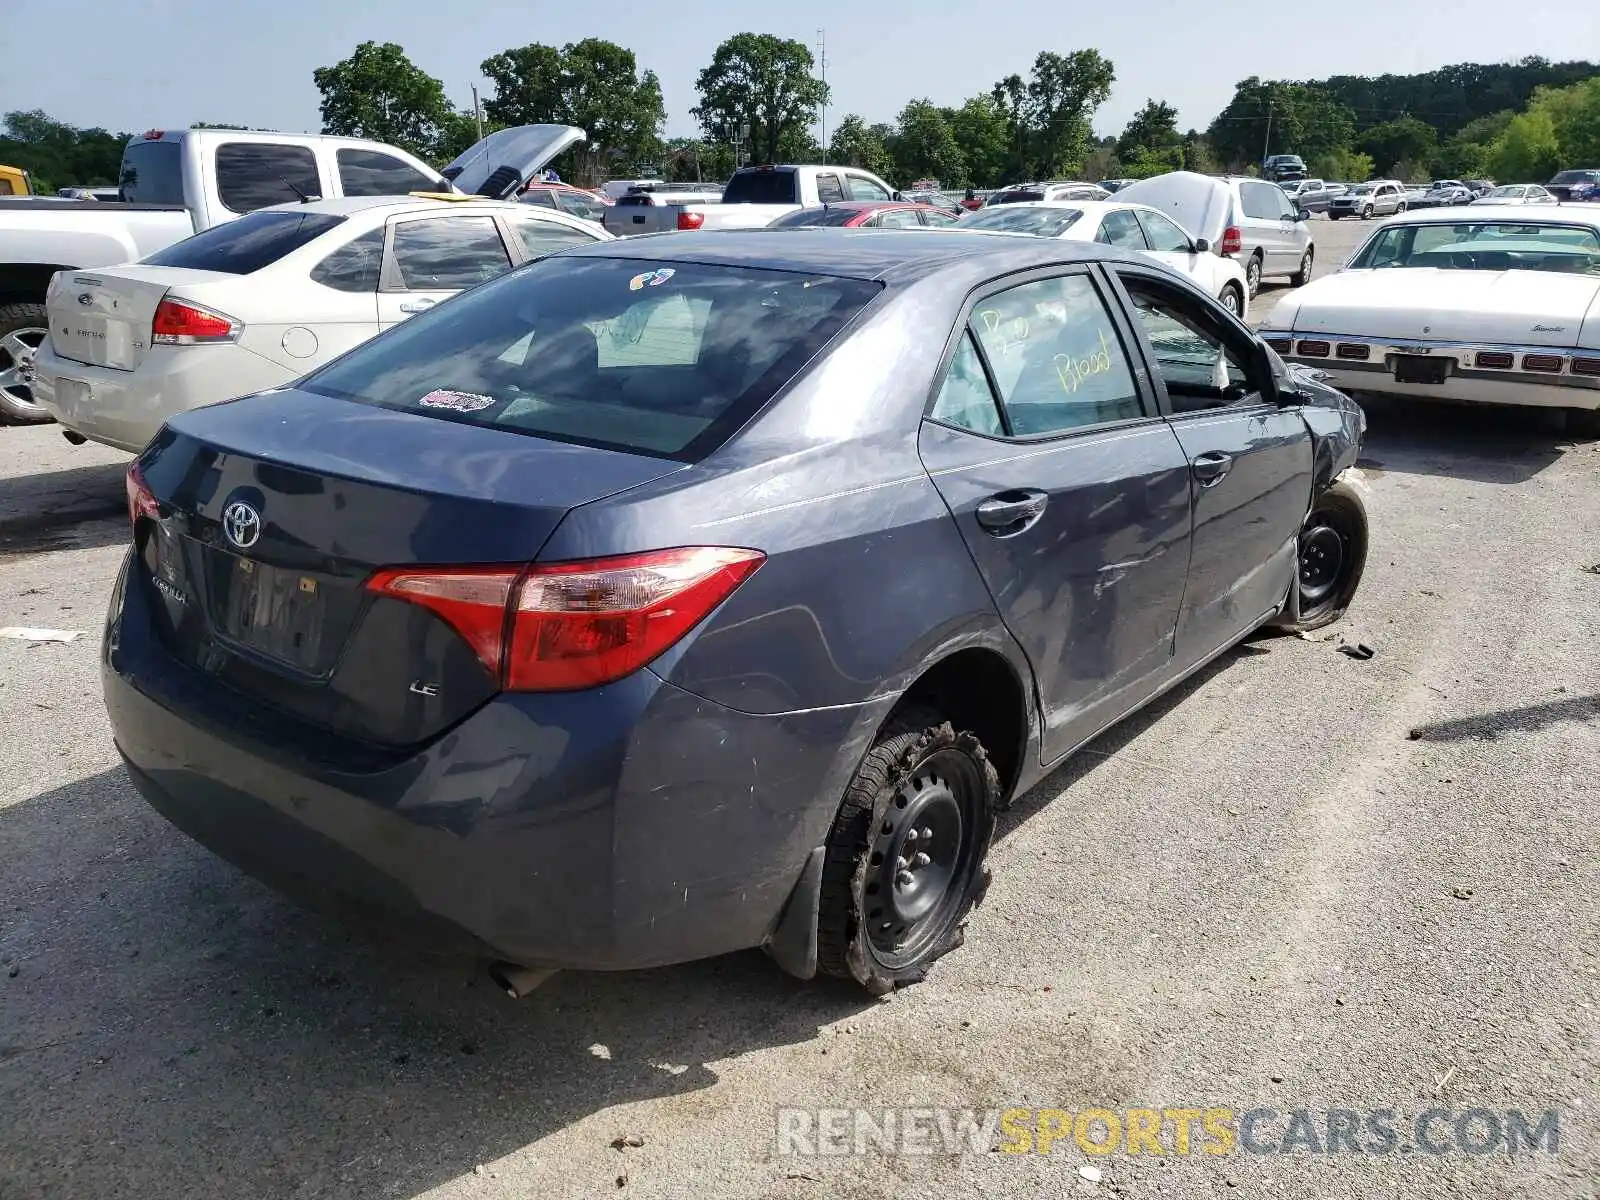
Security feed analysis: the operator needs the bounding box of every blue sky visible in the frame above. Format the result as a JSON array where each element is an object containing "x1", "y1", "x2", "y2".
[{"x1": 4, "y1": 0, "x2": 1596, "y2": 142}]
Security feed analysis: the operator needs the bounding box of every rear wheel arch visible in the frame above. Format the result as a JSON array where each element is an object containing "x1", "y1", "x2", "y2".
[
  {"x1": 881, "y1": 646, "x2": 1030, "y2": 803},
  {"x1": 0, "y1": 262, "x2": 73, "y2": 308}
]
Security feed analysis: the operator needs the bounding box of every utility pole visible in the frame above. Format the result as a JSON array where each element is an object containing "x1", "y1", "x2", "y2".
[
  {"x1": 1261, "y1": 99, "x2": 1274, "y2": 169},
  {"x1": 472, "y1": 86, "x2": 485, "y2": 144},
  {"x1": 816, "y1": 28, "x2": 828, "y2": 153}
]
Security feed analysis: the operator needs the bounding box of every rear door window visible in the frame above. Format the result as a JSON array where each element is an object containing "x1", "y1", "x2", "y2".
[
  {"x1": 336, "y1": 148, "x2": 437, "y2": 197},
  {"x1": 1096, "y1": 209, "x2": 1148, "y2": 249},
  {"x1": 721, "y1": 170, "x2": 799, "y2": 204},
  {"x1": 1238, "y1": 182, "x2": 1282, "y2": 220},
  {"x1": 214, "y1": 142, "x2": 322, "y2": 214},
  {"x1": 310, "y1": 227, "x2": 384, "y2": 292},
  {"x1": 510, "y1": 217, "x2": 600, "y2": 259},
  {"x1": 874, "y1": 208, "x2": 922, "y2": 228},
  {"x1": 969, "y1": 273, "x2": 1145, "y2": 435},
  {"x1": 120, "y1": 139, "x2": 184, "y2": 204},
  {"x1": 815, "y1": 172, "x2": 845, "y2": 203},
  {"x1": 142, "y1": 210, "x2": 346, "y2": 273},
  {"x1": 389, "y1": 216, "x2": 511, "y2": 290},
  {"x1": 301, "y1": 257, "x2": 882, "y2": 461},
  {"x1": 846, "y1": 174, "x2": 892, "y2": 201}
]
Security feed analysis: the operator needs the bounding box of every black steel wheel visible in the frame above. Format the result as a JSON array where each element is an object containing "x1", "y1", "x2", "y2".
[
  {"x1": 1278, "y1": 478, "x2": 1369, "y2": 632},
  {"x1": 817, "y1": 709, "x2": 999, "y2": 995}
]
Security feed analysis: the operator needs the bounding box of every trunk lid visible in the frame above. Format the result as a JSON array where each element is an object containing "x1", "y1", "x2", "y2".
[
  {"x1": 47, "y1": 266, "x2": 229, "y2": 370},
  {"x1": 1292, "y1": 269, "x2": 1600, "y2": 346},
  {"x1": 442, "y1": 124, "x2": 587, "y2": 200},
  {"x1": 133, "y1": 387, "x2": 685, "y2": 746}
]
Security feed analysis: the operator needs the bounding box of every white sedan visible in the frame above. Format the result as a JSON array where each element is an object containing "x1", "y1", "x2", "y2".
[
  {"x1": 1258, "y1": 206, "x2": 1600, "y2": 435},
  {"x1": 957, "y1": 200, "x2": 1251, "y2": 317},
  {"x1": 33, "y1": 196, "x2": 610, "y2": 452},
  {"x1": 1469, "y1": 184, "x2": 1557, "y2": 206}
]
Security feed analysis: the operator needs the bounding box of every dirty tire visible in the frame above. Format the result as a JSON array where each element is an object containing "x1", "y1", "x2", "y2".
[
  {"x1": 0, "y1": 302, "x2": 52, "y2": 425},
  {"x1": 1278, "y1": 478, "x2": 1369, "y2": 633},
  {"x1": 816, "y1": 707, "x2": 999, "y2": 996},
  {"x1": 1290, "y1": 248, "x2": 1314, "y2": 288},
  {"x1": 1218, "y1": 282, "x2": 1244, "y2": 318},
  {"x1": 1244, "y1": 254, "x2": 1263, "y2": 298}
]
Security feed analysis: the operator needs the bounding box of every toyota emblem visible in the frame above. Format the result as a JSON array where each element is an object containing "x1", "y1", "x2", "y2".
[{"x1": 222, "y1": 501, "x2": 262, "y2": 550}]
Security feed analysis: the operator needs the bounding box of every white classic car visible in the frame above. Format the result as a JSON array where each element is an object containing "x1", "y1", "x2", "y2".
[{"x1": 1259, "y1": 206, "x2": 1600, "y2": 436}]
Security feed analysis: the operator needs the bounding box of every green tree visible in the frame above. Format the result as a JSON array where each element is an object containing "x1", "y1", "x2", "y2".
[
  {"x1": 1436, "y1": 109, "x2": 1516, "y2": 177},
  {"x1": 1208, "y1": 78, "x2": 1356, "y2": 170},
  {"x1": 827, "y1": 114, "x2": 894, "y2": 178},
  {"x1": 1308, "y1": 147, "x2": 1374, "y2": 182},
  {"x1": 1530, "y1": 77, "x2": 1600, "y2": 165},
  {"x1": 1117, "y1": 98, "x2": 1180, "y2": 158},
  {"x1": 889, "y1": 99, "x2": 966, "y2": 187},
  {"x1": 945, "y1": 96, "x2": 1009, "y2": 188},
  {"x1": 1025, "y1": 49, "x2": 1116, "y2": 177},
  {"x1": 313, "y1": 41, "x2": 457, "y2": 161},
  {"x1": 0, "y1": 110, "x2": 128, "y2": 190},
  {"x1": 480, "y1": 43, "x2": 565, "y2": 126},
  {"x1": 692, "y1": 33, "x2": 828, "y2": 165},
  {"x1": 1489, "y1": 108, "x2": 1562, "y2": 182},
  {"x1": 1357, "y1": 115, "x2": 1438, "y2": 175}
]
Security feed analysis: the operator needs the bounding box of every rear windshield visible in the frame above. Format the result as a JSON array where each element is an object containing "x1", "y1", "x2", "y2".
[
  {"x1": 768, "y1": 205, "x2": 861, "y2": 228},
  {"x1": 142, "y1": 210, "x2": 346, "y2": 273},
  {"x1": 990, "y1": 189, "x2": 1045, "y2": 204},
  {"x1": 722, "y1": 170, "x2": 799, "y2": 205},
  {"x1": 960, "y1": 206, "x2": 1082, "y2": 237},
  {"x1": 119, "y1": 139, "x2": 183, "y2": 205},
  {"x1": 1349, "y1": 221, "x2": 1600, "y2": 272},
  {"x1": 301, "y1": 257, "x2": 883, "y2": 461}
]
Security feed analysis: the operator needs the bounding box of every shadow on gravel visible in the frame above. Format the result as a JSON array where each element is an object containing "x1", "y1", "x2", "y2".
[
  {"x1": 0, "y1": 768, "x2": 872, "y2": 1199},
  {"x1": 1407, "y1": 692, "x2": 1600, "y2": 743},
  {"x1": 0, "y1": 461, "x2": 130, "y2": 561},
  {"x1": 1355, "y1": 396, "x2": 1579, "y2": 485}
]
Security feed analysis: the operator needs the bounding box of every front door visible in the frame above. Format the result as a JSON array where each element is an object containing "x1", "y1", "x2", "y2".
[
  {"x1": 917, "y1": 268, "x2": 1194, "y2": 764},
  {"x1": 377, "y1": 213, "x2": 514, "y2": 330},
  {"x1": 1106, "y1": 266, "x2": 1313, "y2": 667}
]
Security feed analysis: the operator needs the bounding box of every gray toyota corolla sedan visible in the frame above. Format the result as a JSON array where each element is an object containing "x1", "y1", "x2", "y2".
[{"x1": 106, "y1": 230, "x2": 1368, "y2": 996}]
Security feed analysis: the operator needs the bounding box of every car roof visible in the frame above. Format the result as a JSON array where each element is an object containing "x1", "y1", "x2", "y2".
[
  {"x1": 963, "y1": 199, "x2": 1162, "y2": 220},
  {"x1": 557, "y1": 228, "x2": 1144, "y2": 283},
  {"x1": 264, "y1": 195, "x2": 546, "y2": 217},
  {"x1": 1375, "y1": 205, "x2": 1600, "y2": 227}
]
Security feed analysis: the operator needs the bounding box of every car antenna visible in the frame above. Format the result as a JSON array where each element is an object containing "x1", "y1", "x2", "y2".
[{"x1": 279, "y1": 176, "x2": 317, "y2": 204}]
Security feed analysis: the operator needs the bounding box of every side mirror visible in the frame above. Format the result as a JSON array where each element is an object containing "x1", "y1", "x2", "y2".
[
  {"x1": 1193, "y1": 237, "x2": 1211, "y2": 253},
  {"x1": 890, "y1": 190, "x2": 904, "y2": 202},
  {"x1": 1294, "y1": 207, "x2": 1310, "y2": 220}
]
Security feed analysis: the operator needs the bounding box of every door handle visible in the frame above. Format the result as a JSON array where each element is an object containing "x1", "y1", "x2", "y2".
[
  {"x1": 975, "y1": 489, "x2": 1048, "y2": 535},
  {"x1": 1190, "y1": 451, "x2": 1234, "y2": 486},
  {"x1": 398, "y1": 298, "x2": 437, "y2": 314}
]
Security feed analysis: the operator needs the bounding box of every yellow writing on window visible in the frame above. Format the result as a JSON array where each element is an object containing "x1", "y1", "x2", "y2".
[
  {"x1": 978, "y1": 307, "x2": 1030, "y2": 356},
  {"x1": 1053, "y1": 328, "x2": 1116, "y2": 395}
]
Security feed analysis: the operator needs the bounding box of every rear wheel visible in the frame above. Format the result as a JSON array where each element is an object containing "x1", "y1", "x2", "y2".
[
  {"x1": 1361, "y1": 205, "x2": 1374, "y2": 220},
  {"x1": 0, "y1": 303, "x2": 52, "y2": 425},
  {"x1": 817, "y1": 708, "x2": 999, "y2": 995},
  {"x1": 1244, "y1": 254, "x2": 1263, "y2": 298},
  {"x1": 1218, "y1": 282, "x2": 1244, "y2": 317},
  {"x1": 1290, "y1": 248, "x2": 1314, "y2": 287},
  {"x1": 1277, "y1": 479, "x2": 1368, "y2": 632}
]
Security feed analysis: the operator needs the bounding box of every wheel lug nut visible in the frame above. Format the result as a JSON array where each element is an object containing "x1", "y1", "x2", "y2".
[
  {"x1": 895, "y1": 856, "x2": 909, "y2": 871},
  {"x1": 913, "y1": 852, "x2": 931, "y2": 867},
  {"x1": 904, "y1": 828, "x2": 918, "y2": 841},
  {"x1": 919, "y1": 827, "x2": 932, "y2": 840},
  {"x1": 895, "y1": 871, "x2": 914, "y2": 887}
]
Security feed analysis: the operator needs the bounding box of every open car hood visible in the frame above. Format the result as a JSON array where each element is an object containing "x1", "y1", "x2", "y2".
[
  {"x1": 1117, "y1": 172, "x2": 1231, "y2": 244},
  {"x1": 442, "y1": 125, "x2": 587, "y2": 200}
]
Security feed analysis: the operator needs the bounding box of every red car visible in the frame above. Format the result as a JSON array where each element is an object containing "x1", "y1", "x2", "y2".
[
  {"x1": 519, "y1": 182, "x2": 610, "y2": 224},
  {"x1": 767, "y1": 201, "x2": 962, "y2": 229}
]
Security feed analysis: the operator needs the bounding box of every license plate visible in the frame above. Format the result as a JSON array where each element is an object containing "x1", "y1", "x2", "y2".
[
  {"x1": 216, "y1": 557, "x2": 330, "y2": 670},
  {"x1": 1393, "y1": 355, "x2": 1451, "y2": 385}
]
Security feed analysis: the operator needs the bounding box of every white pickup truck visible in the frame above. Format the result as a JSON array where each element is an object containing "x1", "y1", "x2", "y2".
[
  {"x1": 0, "y1": 123, "x2": 584, "y2": 423},
  {"x1": 601, "y1": 163, "x2": 901, "y2": 237}
]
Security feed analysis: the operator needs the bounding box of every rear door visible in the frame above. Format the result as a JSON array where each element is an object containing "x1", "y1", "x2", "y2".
[
  {"x1": 1105, "y1": 265, "x2": 1311, "y2": 667},
  {"x1": 916, "y1": 268, "x2": 1194, "y2": 765},
  {"x1": 377, "y1": 213, "x2": 514, "y2": 329}
]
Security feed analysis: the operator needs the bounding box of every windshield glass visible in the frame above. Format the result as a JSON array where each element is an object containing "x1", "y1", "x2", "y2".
[
  {"x1": 142, "y1": 210, "x2": 346, "y2": 273},
  {"x1": 1349, "y1": 221, "x2": 1600, "y2": 273},
  {"x1": 302, "y1": 257, "x2": 882, "y2": 461},
  {"x1": 960, "y1": 206, "x2": 1082, "y2": 236},
  {"x1": 1347, "y1": 184, "x2": 1376, "y2": 195},
  {"x1": 1485, "y1": 186, "x2": 1523, "y2": 198}
]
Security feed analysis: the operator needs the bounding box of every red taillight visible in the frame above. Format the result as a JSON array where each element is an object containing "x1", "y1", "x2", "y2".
[
  {"x1": 152, "y1": 298, "x2": 238, "y2": 345},
  {"x1": 676, "y1": 210, "x2": 705, "y2": 230},
  {"x1": 1219, "y1": 226, "x2": 1243, "y2": 255},
  {"x1": 126, "y1": 463, "x2": 158, "y2": 526},
  {"x1": 366, "y1": 547, "x2": 765, "y2": 692},
  {"x1": 142, "y1": 129, "x2": 164, "y2": 141}
]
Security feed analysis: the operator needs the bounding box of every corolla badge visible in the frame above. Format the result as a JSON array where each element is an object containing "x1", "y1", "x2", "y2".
[{"x1": 222, "y1": 501, "x2": 262, "y2": 550}]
